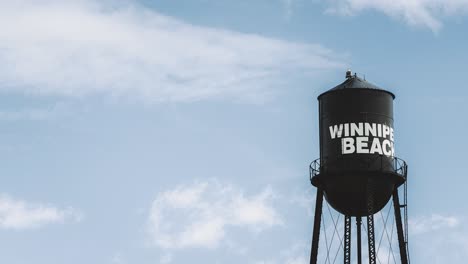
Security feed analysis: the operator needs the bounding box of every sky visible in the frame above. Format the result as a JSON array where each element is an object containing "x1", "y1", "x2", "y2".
[{"x1": 1, "y1": 0, "x2": 468, "y2": 263}]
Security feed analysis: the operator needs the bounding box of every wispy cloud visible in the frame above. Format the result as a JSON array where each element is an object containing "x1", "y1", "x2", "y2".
[
  {"x1": 0, "y1": 102, "x2": 72, "y2": 121},
  {"x1": 281, "y1": 0, "x2": 295, "y2": 19},
  {"x1": 253, "y1": 242, "x2": 309, "y2": 264},
  {"x1": 111, "y1": 253, "x2": 125, "y2": 264},
  {"x1": 0, "y1": 194, "x2": 82, "y2": 230},
  {"x1": 409, "y1": 213, "x2": 459, "y2": 235},
  {"x1": 325, "y1": 0, "x2": 468, "y2": 32},
  {"x1": 0, "y1": 0, "x2": 343, "y2": 103},
  {"x1": 159, "y1": 253, "x2": 173, "y2": 264},
  {"x1": 409, "y1": 215, "x2": 468, "y2": 262},
  {"x1": 147, "y1": 180, "x2": 282, "y2": 249}
]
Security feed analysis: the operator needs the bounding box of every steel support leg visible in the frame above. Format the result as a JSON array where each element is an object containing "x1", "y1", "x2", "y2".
[
  {"x1": 357, "y1": 217, "x2": 362, "y2": 264},
  {"x1": 367, "y1": 214, "x2": 376, "y2": 264},
  {"x1": 310, "y1": 188, "x2": 324, "y2": 264},
  {"x1": 367, "y1": 179, "x2": 376, "y2": 264},
  {"x1": 344, "y1": 215, "x2": 352, "y2": 264},
  {"x1": 393, "y1": 189, "x2": 409, "y2": 264}
]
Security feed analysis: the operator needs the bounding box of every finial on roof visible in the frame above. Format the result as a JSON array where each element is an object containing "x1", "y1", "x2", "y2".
[{"x1": 346, "y1": 69, "x2": 352, "y2": 79}]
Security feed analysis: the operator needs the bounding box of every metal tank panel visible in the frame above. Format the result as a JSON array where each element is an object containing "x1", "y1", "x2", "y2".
[{"x1": 311, "y1": 73, "x2": 406, "y2": 216}]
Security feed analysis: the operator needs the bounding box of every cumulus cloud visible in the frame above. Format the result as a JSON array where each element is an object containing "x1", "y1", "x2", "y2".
[
  {"x1": 409, "y1": 213, "x2": 459, "y2": 235},
  {"x1": 0, "y1": 0, "x2": 342, "y2": 103},
  {"x1": 325, "y1": 0, "x2": 468, "y2": 32},
  {"x1": 147, "y1": 181, "x2": 282, "y2": 249},
  {"x1": 0, "y1": 194, "x2": 82, "y2": 229}
]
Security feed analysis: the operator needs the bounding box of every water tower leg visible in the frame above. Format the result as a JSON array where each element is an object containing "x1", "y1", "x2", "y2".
[
  {"x1": 344, "y1": 216, "x2": 352, "y2": 264},
  {"x1": 356, "y1": 217, "x2": 362, "y2": 264},
  {"x1": 367, "y1": 179, "x2": 376, "y2": 264},
  {"x1": 309, "y1": 188, "x2": 324, "y2": 264},
  {"x1": 366, "y1": 214, "x2": 376, "y2": 264},
  {"x1": 393, "y1": 189, "x2": 409, "y2": 264}
]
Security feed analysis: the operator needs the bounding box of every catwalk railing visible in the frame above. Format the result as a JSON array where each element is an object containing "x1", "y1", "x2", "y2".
[{"x1": 309, "y1": 155, "x2": 408, "y2": 183}]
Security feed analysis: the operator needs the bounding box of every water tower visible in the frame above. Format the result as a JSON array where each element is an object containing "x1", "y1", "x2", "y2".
[{"x1": 309, "y1": 70, "x2": 409, "y2": 264}]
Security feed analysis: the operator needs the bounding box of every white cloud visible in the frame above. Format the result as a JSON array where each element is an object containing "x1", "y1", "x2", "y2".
[
  {"x1": 409, "y1": 216, "x2": 468, "y2": 263},
  {"x1": 0, "y1": 102, "x2": 72, "y2": 121},
  {"x1": 0, "y1": 194, "x2": 82, "y2": 229},
  {"x1": 147, "y1": 181, "x2": 282, "y2": 249},
  {"x1": 283, "y1": 243, "x2": 309, "y2": 264},
  {"x1": 111, "y1": 253, "x2": 125, "y2": 264},
  {"x1": 252, "y1": 242, "x2": 310, "y2": 264},
  {"x1": 288, "y1": 189, "x2": 315, "y2": 216},
  {"x1": 325, "y1": 0, "x2": 468, "y2": 32},
  {"x1": 285, "y1": 256, "x2": 308, "y2": 264},
  {"x1": 0, "y1": 0, "x2": 342, "y2": 103},
  {"x1": 159, "y1": 253, "x2": 173, "y2": 264},
  {"x1": 281, "y1": 0, "x2": 295, "y2": 19},
  {"x1": 409, "y1": 213, "x2": 459, "y2": 235},
  {"x1": 0, "y1": 108, "x2": 54, "y2": 121}
]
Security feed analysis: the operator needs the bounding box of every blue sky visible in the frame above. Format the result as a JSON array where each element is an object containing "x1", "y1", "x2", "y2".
[{"x1": 1, "y1": 0, "x2": 468, "y2": 263}]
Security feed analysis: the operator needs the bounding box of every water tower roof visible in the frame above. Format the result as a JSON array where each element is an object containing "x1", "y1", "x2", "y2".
[{"x1": 319, "y1": 72, "x2": 395, "y2": 99}]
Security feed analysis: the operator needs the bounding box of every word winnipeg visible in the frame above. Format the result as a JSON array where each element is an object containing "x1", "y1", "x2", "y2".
[{"x1": 329, "y1": 122, "x2": 394, "y2": 156}]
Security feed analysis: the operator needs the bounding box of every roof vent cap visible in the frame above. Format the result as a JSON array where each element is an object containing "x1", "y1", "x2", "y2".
[{"x1": 346, "y1": 69, "x2": 352, "y2": 79}]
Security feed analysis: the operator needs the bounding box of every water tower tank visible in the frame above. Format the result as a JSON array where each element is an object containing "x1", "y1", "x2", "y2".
[{"x1": 311, "y1": 72, "x2": 406, "y2": 216}]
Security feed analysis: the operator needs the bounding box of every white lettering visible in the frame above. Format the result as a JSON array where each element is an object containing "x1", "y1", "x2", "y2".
[
  {"x1": 329, "y1": 124, "x2": 343, "y2": 139},
  {"x1": 383, "y1": 125, "x2": 390, "y2": 139},
  {"x1": 370, "y1": 138, "x2": 383, "y2": 155},
  {"x1": 365, "y1": 123, "x2": 377, "y2": 137},
  {"x1": 382, "y1": 139, "x2": 392, "y2": 156},
  {"x1": 351, "y1": 123, "x2": 364, "y2": 136},
  {"x1": 342, "y1": 138, "x2": 355, "y2": 154},
  {"x1": 329, "y1": 122, "x2": 396, "y2": 156},
  {"x1": 356, "y1": 137, "x2": 369, "y2": 154}
]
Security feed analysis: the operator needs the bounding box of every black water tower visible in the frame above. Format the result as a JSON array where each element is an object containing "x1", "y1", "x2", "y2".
[{"x1": 309, "y1": 70, "x2": 410, "y2": 264}]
